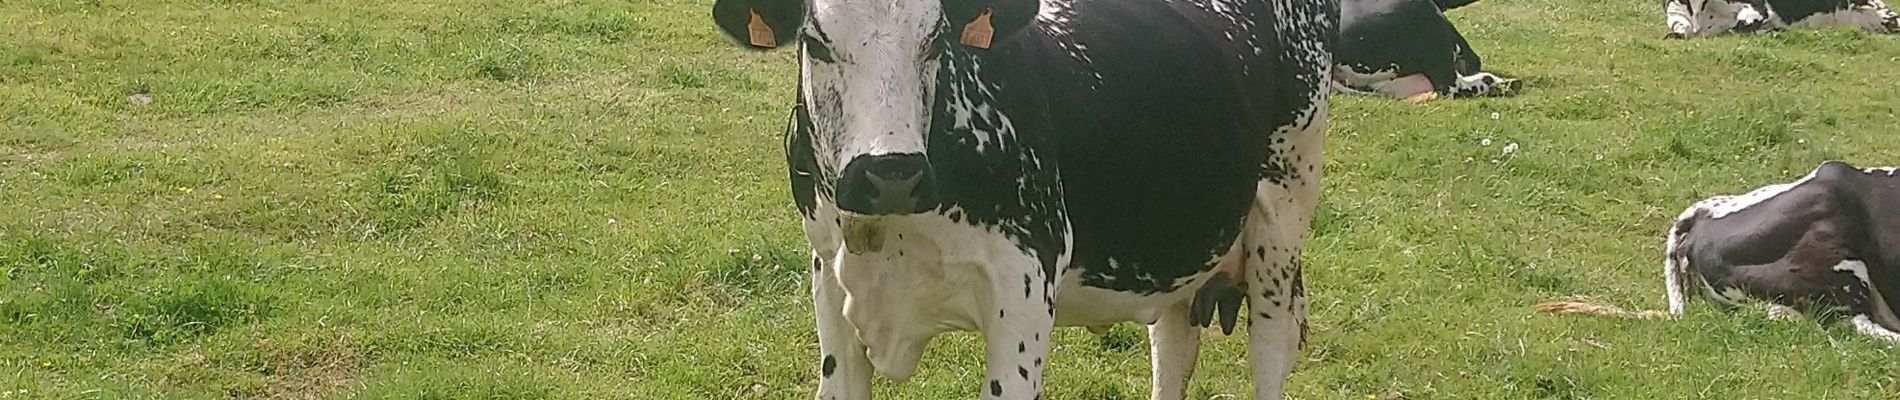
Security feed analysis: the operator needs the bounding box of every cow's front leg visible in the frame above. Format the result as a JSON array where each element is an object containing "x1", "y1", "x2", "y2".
[
  {"x1": 1148, "y1": 300, "x2": 1200, "y2": 400},
  {"x1": 982, "y1": 250, "x2": 1057, "y2": 400},
  {"x1": 1664, "y1": 0, "x2": 1695, "y2": 38},
  {"x1": 813, "y1": 253, "x2": 874, "y2": 400}
]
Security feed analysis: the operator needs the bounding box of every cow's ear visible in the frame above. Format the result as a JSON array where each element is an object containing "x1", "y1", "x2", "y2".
[
  {"x1": 712, "y1": 0, "x2": 807, "y2": 50},
  {"x1": 944, "y1": 0, "x2": 1039, "y2": 49}
]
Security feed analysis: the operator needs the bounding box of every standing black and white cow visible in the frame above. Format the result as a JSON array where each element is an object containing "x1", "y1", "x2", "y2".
[
  {"x1": 709, "y1": 0, "x2": 1334, "y2": 398},
  {"x1": 1664, "y1": 0, "x2": 1900, "y2": 38},
  {"x1": 1538, "y1": 161, "x2": 1900, "y2": 344},
  {"x1": 1334, "y1": 0, "x2": 1519, "y2": 101}
]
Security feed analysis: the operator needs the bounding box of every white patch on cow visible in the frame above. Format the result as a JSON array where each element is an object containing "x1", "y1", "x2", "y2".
[
  {"x1": 1717, "y1": 286, "x2": 1749, "y2": 303},
  {"x1": 1834, "y1": 260, "x2": 1875, "y2": 284},
  {"x1": 1663, "y1": 205, "x2": 1697, "y2": 315},
  {"x1": 1667, "y1": 0, "x2": 1785, "y2": 37},
  {"x1": 1850, "y1": 315, "x2": 1900, "y2": 343},
  {"x1": 1691, "y1": 0, "x2": 1745, "y2": 36},
  {"x1": 1830, "y1": 260, "x2": 1900, "y2": 333},
  {"x1": 1056, "y1": 268, "x2": 1217, "y2": 327},
  {"x1": 1450, "y1": 72, "x2": 1519, "y2": 97},
  {"x1": 1735, "y1": 4, "x2": 1767, "y2": 25},
  {"x1": 802, "y1": 0, "x2": 945, "y2": 169},
  {"x1": 1147, "y1": 302, "x2": 1200, "y2": 400},
  {"x1": 1666, "y1": 0, "x2": 1697, "y2": 36},
  {"x1": 1865, "y1": 166, "x2": 1900, "y2": 176},
  {"x1": 1790, "y1": 7, "x2": 1891, "y2": 31},
  {"x1": 1694, "y1": 163, "x2": 1826, "y2": 219},
  {"x1": 829, "y1": 211, "x2": 1052, "y2": 380}
]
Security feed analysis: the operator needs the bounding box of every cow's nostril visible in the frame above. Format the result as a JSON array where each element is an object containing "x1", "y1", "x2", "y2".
[
  {"x1": 835, "y1": 153, "x2": 938, "y2": 215},
  {"x1": 867, "y1": 162, "x2": 925, "y2": 182}
]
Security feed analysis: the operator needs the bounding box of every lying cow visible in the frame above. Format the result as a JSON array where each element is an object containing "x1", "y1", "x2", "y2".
[
  {"x1": 1538, "y1": 161, "x2": 1900, "y2": 344},
  {"x1": 1334, "y1": 0, "x2": 1521, "y2": 101},
  {"x1": 709, "y1": 0, "x2": 1334, "y2": 398},
  {"x1": 1664, "y1": 0, "x2": 1900, "y2": 38}
]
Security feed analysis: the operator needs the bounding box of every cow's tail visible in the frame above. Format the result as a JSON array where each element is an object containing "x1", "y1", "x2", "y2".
[
  {"x1": 1537, "y1": 206, "x2": 1703, "y2": 320},
  {"x1": 1663, "y1": 206, "x2": 1703, "y2": 316},
  {"x1": 1534, "y1": 297, "x2": 1671, "y2": 319}
]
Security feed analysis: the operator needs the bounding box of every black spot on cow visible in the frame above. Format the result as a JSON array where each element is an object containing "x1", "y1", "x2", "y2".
[
  {"x1": 822, "y1": 355, "x2": 837, "y2": 377},
  {"x1": 991, "y1": 379, "x2": 1003, "y2": 396}
]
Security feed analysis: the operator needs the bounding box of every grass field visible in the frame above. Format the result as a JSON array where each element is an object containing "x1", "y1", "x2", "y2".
[{"x1": 4, "y1": 0, "x2": 1900, "y2": 398}]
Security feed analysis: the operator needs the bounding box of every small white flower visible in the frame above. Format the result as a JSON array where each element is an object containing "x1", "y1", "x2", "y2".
[
  {"x1": 1488, "y1": 112, "x2": 1500, "y2": 120},
  {"x1": 1501, "y1": 143, "x2": 1519, "y2": 156},
  {"x1": 1480, "y1": 138, "x2": 1493, "y2": 146}
]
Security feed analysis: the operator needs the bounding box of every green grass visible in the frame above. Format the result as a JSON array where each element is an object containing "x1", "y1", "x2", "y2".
[{"x1": 2, "y1": 0, "x2": 1898, "y2": 398}]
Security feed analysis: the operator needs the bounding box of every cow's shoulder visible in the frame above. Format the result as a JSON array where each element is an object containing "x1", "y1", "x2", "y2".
[{"x1": 1811, "y1": 160, "x2": 1866, "y2": 184}]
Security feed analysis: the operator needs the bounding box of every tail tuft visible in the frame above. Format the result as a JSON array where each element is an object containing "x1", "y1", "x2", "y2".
[{"x1": 1534, "y1": 296, "x2": 1671, "y2": 320}]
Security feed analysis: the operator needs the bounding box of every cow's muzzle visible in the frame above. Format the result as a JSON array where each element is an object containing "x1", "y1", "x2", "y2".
[{"x1": 836, "y1": 153, "x2": 939, "y2": 215}]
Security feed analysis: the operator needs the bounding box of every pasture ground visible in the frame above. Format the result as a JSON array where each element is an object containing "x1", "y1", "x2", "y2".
[{"x1": 4, "y1": 0, "x2": 1900, "y2": 398}]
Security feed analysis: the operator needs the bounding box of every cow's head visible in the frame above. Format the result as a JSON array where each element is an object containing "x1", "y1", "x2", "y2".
[
  {"x1": 1663, "y1": 0, "x2": 1768, "y2": 39},
  {"x1": 713, "y1": 0, "x2": 1039, "y2": 216}
]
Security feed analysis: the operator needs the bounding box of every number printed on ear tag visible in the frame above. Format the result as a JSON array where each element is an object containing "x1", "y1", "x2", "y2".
[
  {"x1": 960, "y1": 8, "x2": 995, "y2": 49},
  {"x1": 748, "y1": 9, "x2": 777, "y2": 48}
]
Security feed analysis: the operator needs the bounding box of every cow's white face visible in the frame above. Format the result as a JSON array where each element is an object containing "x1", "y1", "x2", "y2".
[
  {"x1": 712, "y1": 0, "x2": 1039, "y2": 214},
  {"x1": 799, "y1": 1, "x2": 946, "y2": 172}
]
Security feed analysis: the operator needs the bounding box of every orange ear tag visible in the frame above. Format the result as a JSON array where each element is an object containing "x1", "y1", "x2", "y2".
[
  {"x1": 960, "y1": 8, "x2": 995, "y2": 49},
  {"x1": 747, "y1": 9, "x2": 777, "y2": 48}
]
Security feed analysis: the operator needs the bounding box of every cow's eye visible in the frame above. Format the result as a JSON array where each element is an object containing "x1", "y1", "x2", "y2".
[{"x1": 802, "y1": 36, "x2": 836, "y2": 63}]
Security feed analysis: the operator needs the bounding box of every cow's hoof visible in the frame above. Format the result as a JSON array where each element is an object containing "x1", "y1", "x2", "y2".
[{"x1": 1663, "y1": 32, "x2": 1688, "y2": 40}]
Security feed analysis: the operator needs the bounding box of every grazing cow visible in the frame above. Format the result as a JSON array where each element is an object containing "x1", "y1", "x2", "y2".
[
  {"x1": 709, "y1": 0, "x2": 1333, "y2": 398},
  {"x1": 1664, "y1": 0, "x2": 1900, "y2": 38},
  {"x1": 1538, "y1": 161, "x2": 1900, "y2": 344},
  {"x1": 1334, "y1": 0, "x2": 1520, "y2": 101}
]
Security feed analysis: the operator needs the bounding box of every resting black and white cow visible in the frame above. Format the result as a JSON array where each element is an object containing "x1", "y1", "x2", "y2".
[
  {"x1": 1334, "y1": 0, "x2": 1519, "y2": 101},
  {"x1": 1664, "y1": 0, "x2": 1900, "y2": 38},
  {"x1": 1539, "y1": 161, "x2": 1900, "y2": 344},
  {"x1": 710, "y1": 0, "x2": 1333, "y2": 398}
]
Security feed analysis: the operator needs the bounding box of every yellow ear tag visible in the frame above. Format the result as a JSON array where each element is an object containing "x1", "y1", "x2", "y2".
[
  {"x1": 960, "y1": 8, "x2": 995, "y2": 49},
  {"x1": 747, "y1": 9, "x2": 777, "y2": 48}
]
